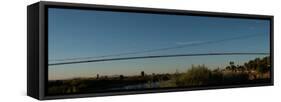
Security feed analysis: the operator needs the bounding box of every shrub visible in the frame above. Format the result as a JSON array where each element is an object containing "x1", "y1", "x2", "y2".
[{"x1": 176, "y1": 65, "x2": 212, "y2": 86}]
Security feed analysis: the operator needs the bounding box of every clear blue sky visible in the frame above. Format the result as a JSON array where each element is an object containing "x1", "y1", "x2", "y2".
[{"x1": 48, "y1": 8, "x2": 270, "y2": 80}]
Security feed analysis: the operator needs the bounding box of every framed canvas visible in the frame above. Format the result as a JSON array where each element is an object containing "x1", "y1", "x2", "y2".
[{"x1": 27, "y1": 1, "x2": 274, "y2": 100}]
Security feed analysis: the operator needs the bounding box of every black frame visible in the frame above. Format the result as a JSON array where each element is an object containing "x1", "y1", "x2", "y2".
[{"x1": 27, "y1": 1, "x2": 274, "y2": 100}]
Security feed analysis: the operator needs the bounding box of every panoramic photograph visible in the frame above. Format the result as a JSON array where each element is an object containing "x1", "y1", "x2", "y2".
[{"x1": 47, "y1": 8, "x2": 271, "y2": 95}]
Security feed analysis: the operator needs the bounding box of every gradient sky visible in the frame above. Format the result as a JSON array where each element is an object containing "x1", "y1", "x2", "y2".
[{"x1": 48, "y1": 8, "x2": 270, "y2": 80}]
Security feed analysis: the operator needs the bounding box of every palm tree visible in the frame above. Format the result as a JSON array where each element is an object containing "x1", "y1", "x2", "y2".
[
  {"x1": 141, "y1": 71, "x2": 145, "y2": 77},
  {"x1": 96, "y1": 74, "x2": 99, "y2": 79},
  {"x1": 229, "y1": 61, "x2": 236, "y2": 72}
]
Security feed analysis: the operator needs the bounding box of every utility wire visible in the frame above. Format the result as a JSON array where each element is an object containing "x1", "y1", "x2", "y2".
[
  {"x1": 49, "y1": 52, "x2": 269, "y2": 66},
  {"x1": 49, "y1": 33, "x2": 264, "y2": 62}
]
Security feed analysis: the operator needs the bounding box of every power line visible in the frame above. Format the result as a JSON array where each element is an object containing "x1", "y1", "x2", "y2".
[
  {"x1": 49, "y1": 33, "x2": 264, "y2": 62},
  {"x1": 49, "y1": 52, "x2": 269, "y2": 66}
]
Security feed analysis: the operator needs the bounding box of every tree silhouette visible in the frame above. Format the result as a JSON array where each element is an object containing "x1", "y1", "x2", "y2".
[
  {"x1": 96, "y1": 74, "x2": 99, "y2": 79},
  {"x1": 229, "y1": 61, "x2": 236, "y2": 72},
  {"x1": 119, "y1": 75, "x2": 124, "y2": 80},
  {"x1": 141, "y1": 71, "x2": 145, "y2": 77}
]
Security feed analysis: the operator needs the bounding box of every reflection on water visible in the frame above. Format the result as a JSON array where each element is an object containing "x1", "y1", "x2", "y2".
[
  {"x1": 124, "y1": 82, "x2": 160, "y2": 89},
  {"x1": 110, "y1": 82, "x2": 160, "y2": 90}
]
